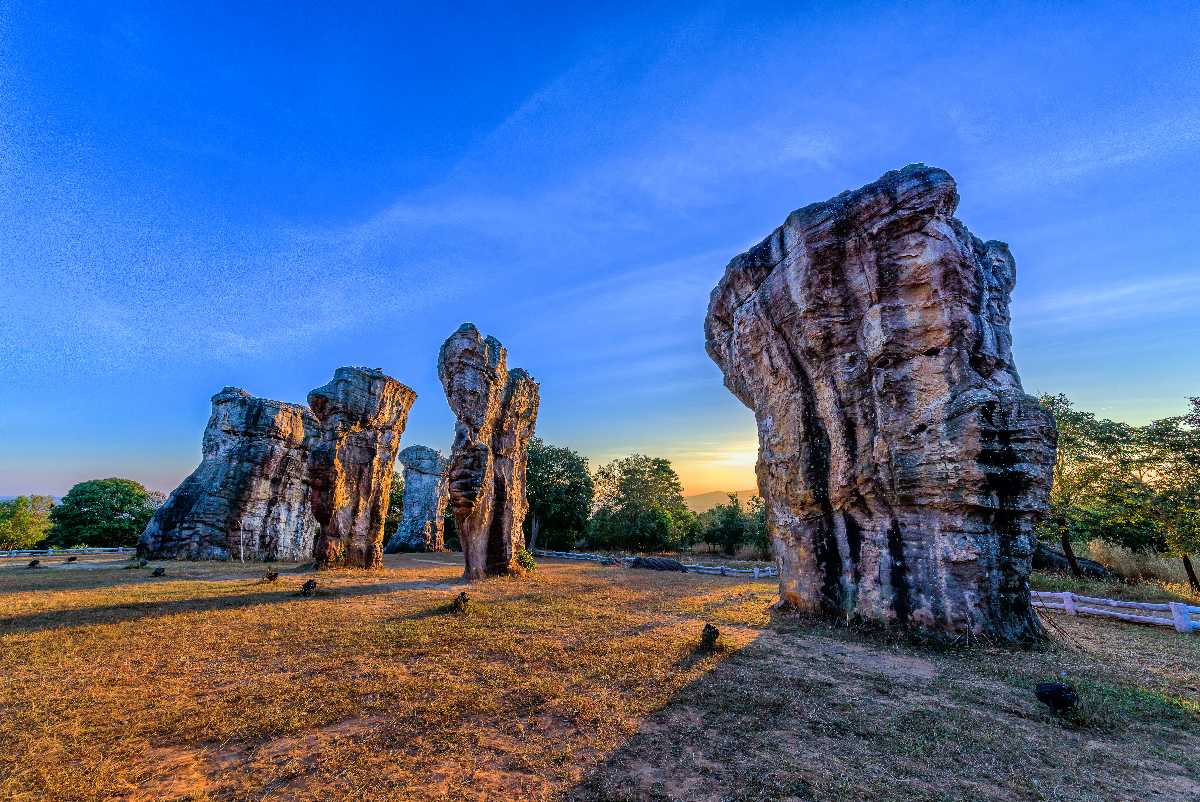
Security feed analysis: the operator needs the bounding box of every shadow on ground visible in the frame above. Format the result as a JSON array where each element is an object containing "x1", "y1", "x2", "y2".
[
  {"x1": 564, "y1": 615, "x2": 1200, "y2": 802},
  {"x1": 0, "y1": 577, "x2": 466, "y2": 635}
]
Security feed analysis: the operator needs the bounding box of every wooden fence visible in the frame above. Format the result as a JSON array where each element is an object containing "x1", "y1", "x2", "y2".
[
  {"x1": 532, "y1": 549, "x2": 778, "y2": 579},
  {"x1": 0, "y1": 547, "x2": 135, "y2": 558},
  {"x1": 1031, "y1": 590, "x2": 1199, "y2": 634}
]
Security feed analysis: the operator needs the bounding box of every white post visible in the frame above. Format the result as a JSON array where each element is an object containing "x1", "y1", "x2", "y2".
[
  {"x1": 1169, "y1": 603, "x2": 1193, "y2": 633},
  {"x1": 1062, "y1": 592, "x2": 1077, "y2": 615},
  {"x1": 753, "y1": 566, "x2": 760, "y2": 579}
]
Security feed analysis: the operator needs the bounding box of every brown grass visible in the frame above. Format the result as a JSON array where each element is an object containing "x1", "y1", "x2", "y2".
[
  {"x1": 1085, "y1": 541, "x2": 1198, "y2": 591},
  {"x1": 0, "y1": 554, "x2": 1196, "y2": 801}
]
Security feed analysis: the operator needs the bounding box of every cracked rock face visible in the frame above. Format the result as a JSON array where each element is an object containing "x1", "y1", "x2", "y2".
[
  {"x1": 137, "y1": 388, "x2": 319, "y2": 561},
  {"x1": 308, "y1": 368, "x2": 417, "y2": 568},
  {"x1": 385, "y1": 445, "x2": 450, "y2": 553},
  {"x1": 704, "y1": 164, "x2": 1056, "y2": 641},
  {"x1": 139, "y1": 368, "x2": 415, "y2": 567},
  {"x1": 439, "y1": 324, "x2": 539, "y2": 579}
]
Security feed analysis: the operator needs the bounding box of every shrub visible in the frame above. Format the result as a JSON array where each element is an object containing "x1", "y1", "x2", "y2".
[{"x1": 516, "y1": 547, "x2": 536, "y2": 572}]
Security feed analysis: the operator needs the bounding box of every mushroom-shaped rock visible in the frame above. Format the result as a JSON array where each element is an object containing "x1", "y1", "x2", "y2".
[
  {"x1": 439, "y1": 324, "x2": 540, "y2": 579},
  {"x1": 385, "y1": 445, "x2": 450, "y2": 553},
  {"x1": 704, "y1": 164, "x2": 1056, "y2": 642}
]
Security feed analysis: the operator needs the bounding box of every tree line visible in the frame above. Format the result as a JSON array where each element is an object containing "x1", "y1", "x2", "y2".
[{"x1": 523, "y1": 440, "x2": 766, "y2": 556}]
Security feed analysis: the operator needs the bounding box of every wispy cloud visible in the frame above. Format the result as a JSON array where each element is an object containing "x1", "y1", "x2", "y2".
[
  {"x1": 1021, "y1": 274, "x2": 1200, "y2": 328},
  {"x1": 988, "y1": 110, "x2": 1200, "y2": 192}
]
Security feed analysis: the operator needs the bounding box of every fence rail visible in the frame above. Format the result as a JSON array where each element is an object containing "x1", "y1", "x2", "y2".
[
  {"x1": 0, "y1": 547, "x2": 135, "y2": 558},
  {"x1": 1031, "y1": 590, "x2": 1199, "y2": 634},
  {"x1": 532, "y1": 549, "x2": 778, "y2": 579}
]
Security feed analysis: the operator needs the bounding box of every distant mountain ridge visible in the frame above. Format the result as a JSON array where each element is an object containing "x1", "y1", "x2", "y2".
[{"x1": 684, "y1": 489, "x2": 759, "y2": 513}]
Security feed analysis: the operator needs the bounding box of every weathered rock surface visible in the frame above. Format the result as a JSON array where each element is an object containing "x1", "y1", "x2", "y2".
[
  {"x1": 439, "y1": 324, "x2": 540, "y2": 579},
  {"x1": 384, "y1": 445, "x2": 450, "y2": 553},
  {"x1": 138, "y1": 388, "x2": 319, "y2": 561},
  {"x1": 309, "y1": 367, "x2": 416, "y2": 568},
  {"x1": 139, "y1": 368, "x2": 415, "y2": 567},
  {"x1": 704, "y1": 164, "x2": 1056, "y2": 641}
]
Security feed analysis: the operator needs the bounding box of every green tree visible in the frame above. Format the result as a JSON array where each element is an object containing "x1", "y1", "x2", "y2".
[
  {"x1": 48, "y1": 479, "x2": 161, "y2": 548},
  {"x1": 587, "y1": 455, "x2": 696, "y2": 552},
  {"x1": 699, "y1": 494, "x2": 770, "y2": 558},
  {"x1": 1138, "y1": 405, "x2": 1200, "y2": 592},
  {"x1": 0, "y1": 495, "x2": 55, "y2": 549},
  {"x1": 382, "y1": 471, "x2": 405, "y2": 543},
  {"x1": 1038, "y1": 394, "x2": 1155, "y2": 575},
  {"x1": 706, "y1": 493, "x2": 748, "y2": 556},
  {"x1": 524, "y1": 437, "x2": 593, "y2": 551},
  {"x1": 746, "y1": 496, "x2": 770, "y2": 559}
]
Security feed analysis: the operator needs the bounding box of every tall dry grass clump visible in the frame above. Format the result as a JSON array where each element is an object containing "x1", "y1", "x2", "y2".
[{"x1": 1085, "y1": 540, "x2": 1188, "y2": 584}]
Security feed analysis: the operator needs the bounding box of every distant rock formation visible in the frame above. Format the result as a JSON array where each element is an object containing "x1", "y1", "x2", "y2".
[
  {"x1": 384, "y1": 445, "x2": 449, "y2": 553},
  {"x1": 704, "y1": 164, "x2": 1056, "y2": 641},
  {"x1": 439, "y1": 324, "x2": 539, "y2": 579},
  {"x1": 139, "y1": 368, "x2": 415, "y2": 566}
]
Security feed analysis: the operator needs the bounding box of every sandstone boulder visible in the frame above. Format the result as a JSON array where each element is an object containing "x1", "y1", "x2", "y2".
[
  {"x1": 704, "y1": 164, "x2": 1056, "y2": 641},
  {"x1": 439, "y1": 324, "x2": 539, "y2": 579},
  {"x1": 139, "y1": 368, "x2": 415, "y2": 567},
  {"x1": 384, "y1": 445, "x2": 450, "y2": 553},
  {"x1": 138, "y1": 388, "x2": 318, "y2": 561}
]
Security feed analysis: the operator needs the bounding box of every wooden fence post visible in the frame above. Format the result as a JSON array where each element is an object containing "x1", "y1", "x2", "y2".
[
  {"x1": 1062, "y1": 592, "x2": 1077, "y2": 616},
  {"x1": 1169, "y1": 603, "x2": 1194, "y2": 633}
]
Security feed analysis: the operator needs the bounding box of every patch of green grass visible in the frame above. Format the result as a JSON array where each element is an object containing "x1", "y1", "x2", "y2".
[{"x1": 1069, "y1": 678, "x2": 1200, "y2": 730}]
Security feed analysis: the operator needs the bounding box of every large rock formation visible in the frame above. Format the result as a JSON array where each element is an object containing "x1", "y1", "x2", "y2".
[
  {"x1": 137, "y1": 388, "x2": 319, "y2": 561},
  {"x1": 139, "y1": 368, "x2": 415, "y2": 567},
  {"x1": 384, "y1": 445, "x2": 450, "y2": 553},
  {"x1": 308, "y1": 368, "x2": 416, "y2": 568},
  {"x1": 439, "y1": 324, "x2": 540, "y2": 579},
  {"x1": 704, "y1": 164, "x2": 1056, "y2": 641}
]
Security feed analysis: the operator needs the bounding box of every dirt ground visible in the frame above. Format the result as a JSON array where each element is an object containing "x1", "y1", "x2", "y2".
[{"x1": 0, "y1": 553, "x2": 1196, "y2": 801}]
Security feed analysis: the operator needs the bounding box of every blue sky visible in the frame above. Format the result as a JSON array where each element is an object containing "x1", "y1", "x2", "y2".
[{"x1": 2, "y1": 0, "x2": 1198, "y2": 497}]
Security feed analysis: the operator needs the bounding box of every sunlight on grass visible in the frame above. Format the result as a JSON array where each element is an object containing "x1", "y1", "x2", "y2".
[{"x1": 0, "y1": 555, "x2": 1196, "y2": 801}]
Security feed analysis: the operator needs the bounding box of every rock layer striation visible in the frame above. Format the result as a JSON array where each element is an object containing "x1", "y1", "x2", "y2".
[
  {"x1": 385, "y1": 445, "x2": 450, "y2": 553},
  {"x1": 138, "y1": 388, "x2": 319, "y2": 561},
  {"x1": 704, "y1": 164, "x2": 1056, "y2": 641},
  {"x1": 139, "y1": 368, "x2": 415, "y2": 567},
  {"x1": 439, "y1": 324, "x2": 540, "y2": 579}
]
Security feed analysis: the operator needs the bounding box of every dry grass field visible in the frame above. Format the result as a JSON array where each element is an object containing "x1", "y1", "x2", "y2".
[{"x1": 0, "y1": 553, "x2": 1197, "y2": 802}]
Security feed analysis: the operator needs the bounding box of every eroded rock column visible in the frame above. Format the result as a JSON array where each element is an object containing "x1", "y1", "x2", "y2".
[
  {"x1": 704, "y1": 164, "x2": 1056, "y2": 641},
  {"x1": 309, "y1": 368, "x2": 416, "y2": 568},
  {"x1": 385, "y1": 445, "x2": 450, "y2": 553},
  {"x1": 439, "y1": 324, "x2": 540, "y2": 579}
]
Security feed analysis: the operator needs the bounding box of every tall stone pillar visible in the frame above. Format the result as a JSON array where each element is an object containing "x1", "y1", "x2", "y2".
[
  {"x1": 704, "y1": 164, "x2": 1056, "y2": 641},
  {"x1": 439, "y1": 324, "x2": 539, "y2": 579},
  {"x1": 385, "y1": 445, "x2": 450, "y2": 553}
]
